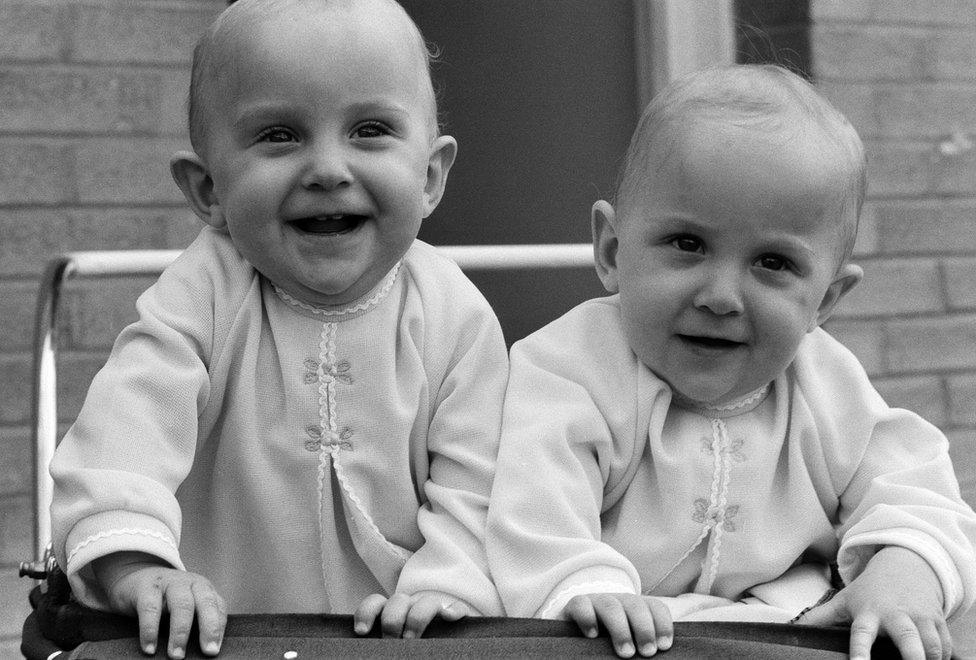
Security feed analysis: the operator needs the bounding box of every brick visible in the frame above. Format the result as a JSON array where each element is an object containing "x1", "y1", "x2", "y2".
[
  {"x1": 75, "y1": 137, "x2": 189, "y2": 204},
  {"x1": 0, "y1": 139, "x2": 74, "y2": 205},
  {"x1": 819, "y1": 82, "x2": 976, "y2": 140},
  {"x1": 833, "y1": 257, "x2": 943, "y2": 319},
  {"x1": 0, "y1": 427, "x2": 31, "y2": 497},
  {"x1": 872, "y1": 374, "x2": 946, "y2": 427},
  {"x1": 69, "y1": 2, "x2": 222, "y2": 65},
  {"x1": 874, "y1": 201, "x2": 976, "y2": 255},
  {"x1": 812, "y1": 0, "x2": 976, "y2": 26},
  {"x1": 865, "y1": 140, "x2": 976, "y2": 197},
  {"x1": 0, "y1": 494, "x2": 31, "y2": 565},
  {"x1": 0, "y1": 207, "x2": 193, "y2": 278},
  {"x1": 0, "y1": 2, "x2": 64, "y2": 62},
  {"x1": 0, "y1": 281, "x2": 39, "y2": 352},
  {"x1": 948, "y1": 372, "x2": 976, "y2": 427},
  {"x1": 0, "y1": 355, "x2": 30, "y2": 426},
  {"x1": 820, "y1": 320, "x2": 884, "y2": 375},
  {"x1": 63, "y1": 277, "x2": 155, "y2": 350},
  {"x1": 0, "y1": 65, "x2": 188, "y2": 135},
  {"x1": 944, "y1": 257, "x2": 976, "y2": 311},
  {"x1": 0, "y1": 563, "x2": 33, "y2": 641},
  {"x1": 813, "y1": 25, "x2": 976, "y2": 82},
  {"x1": 885, "y1": 315, "x2": 976, "y2": 373}
]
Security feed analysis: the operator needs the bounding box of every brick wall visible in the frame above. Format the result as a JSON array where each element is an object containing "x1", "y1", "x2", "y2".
[
  {"x1": 812, "y1": 0, "x2": 976, "y2": 510},
  {"x1": 0, "y1": 1, "x2": 222, "y2": 653}
]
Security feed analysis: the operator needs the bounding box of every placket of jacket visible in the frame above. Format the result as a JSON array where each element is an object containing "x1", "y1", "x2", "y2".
[
  {"x1": 274, "y1": 263, "x2": 410, "y2": 605},
  {"x1": 646, "y1": 385, "x2": 769, "y2": 596}
]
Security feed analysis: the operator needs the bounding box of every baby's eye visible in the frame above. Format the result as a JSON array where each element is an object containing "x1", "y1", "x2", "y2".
[
  {"x1": 256, "y1": 127, "x2": 297, "y2": 143},
  {"x1": 755, "y1": 254, "x2": 792, "y2": 272},
  {"x1": 353, "y1": 121, "x2": 390, "y2": 139},
  {"x1": 670, "y1": 235, "x2": 704, "y2": 253}
]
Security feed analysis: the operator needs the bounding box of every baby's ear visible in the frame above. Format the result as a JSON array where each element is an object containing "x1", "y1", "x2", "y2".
[
  {"x1": 422, "y1": 135, "x2": 458, "y2": 217},
  {"x1": 592, "y1": 200, "x2": 620, "y2": 293},
  {"x1": 812, "y1": 263, "x2": 863, "y2": 329},
  {"x1": 170, "y1": 151, "x2": 226, "y2": 229}
]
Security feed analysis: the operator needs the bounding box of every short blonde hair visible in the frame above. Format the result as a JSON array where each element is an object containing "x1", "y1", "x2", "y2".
[{"x1": 615, "y1": 64, "x2": 866, "y2": 263}]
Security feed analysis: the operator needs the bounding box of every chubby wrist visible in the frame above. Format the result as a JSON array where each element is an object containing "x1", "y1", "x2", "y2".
[{"x1": 92, "y1": 551, "x2": 173, "y2": 589}]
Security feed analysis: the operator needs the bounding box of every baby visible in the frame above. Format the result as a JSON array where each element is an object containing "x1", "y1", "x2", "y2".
[
  {"x1": 487, "y1": 64, "x2": 976, "y2": 660},
  {"x1": 49, "y1": 0, "x2": 507, "y2": 657}
]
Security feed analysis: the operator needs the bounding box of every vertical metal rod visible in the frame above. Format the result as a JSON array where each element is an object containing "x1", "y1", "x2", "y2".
[{"x1": 30, "y1": 257, "x2": 72, "y2": 562}]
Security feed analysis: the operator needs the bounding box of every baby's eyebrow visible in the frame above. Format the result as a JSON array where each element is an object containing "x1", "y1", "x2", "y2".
[{"x1": 232, "y1": 102, "x2": 295, "y2": 130}]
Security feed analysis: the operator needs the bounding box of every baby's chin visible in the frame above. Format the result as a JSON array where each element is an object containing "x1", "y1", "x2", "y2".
[
  {"x1": 665, "y1": 379, "x2": 769, "y2": 409},
  {"x1": 270, "y1": 266, "x2": 398, "y2": 310}
]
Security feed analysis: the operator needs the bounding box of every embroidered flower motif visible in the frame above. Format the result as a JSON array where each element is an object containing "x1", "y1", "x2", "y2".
[
  {"x1": 303, "y1": 358, "x2": 319, "y2": 384},
  {"x1": 692, "y1": 498, "x2": 739, "y2": 531},
  {"x1": 328, "y1": 427, "x2": 354, "y2": 450},
  {"x1": 700, "y1": 435, "x2": 747, "y2": 462},
  {"x1": 723, "y1": 505, "x2": 739, "y2": 531},
  {"x1": 332, "y1": 360, "x2": 353, "y2": 384}
]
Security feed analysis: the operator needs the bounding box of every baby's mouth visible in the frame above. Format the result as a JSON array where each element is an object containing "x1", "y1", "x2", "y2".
[
  {"x1": 678, "y1": 334, "x2": 745, "y2": 349},
  {"x1": 291, "y1": 214, "x2": 366, "y2": 235}
]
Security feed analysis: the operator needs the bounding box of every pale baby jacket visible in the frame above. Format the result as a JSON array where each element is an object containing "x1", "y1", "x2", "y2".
[
  {"x1": 487, "y1": 295, "x2": 976, "y2": 620},
  {"x1": 51, "y1": 227, "x2": 508, "y2": 616}
]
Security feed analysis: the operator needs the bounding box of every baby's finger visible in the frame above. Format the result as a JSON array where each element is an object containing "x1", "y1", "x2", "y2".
[
  {"x1": 881, "y1": 614, "x2": 925, "y2": 660},
  {"x1": 353, "y1": 594, "x2": 388, "y2": 635},
  {"x1": 134, "y1": 579, "x2": 165, "y2": 656},
  {"x1": 402, "y1": 598, "x2": 444, "y2": 639},
  {"x1": 565, "y1": 596, "x2": 599, "y2": 639},
  {"x1": 592, "y1": 598, "x2": 635, "y2": 658},
  {"x1": 192, "y1": 582, "x2": 227, "y2": 656},
  {"x1": 848, "y1": 612, "x2": 881, "y2": 660},
  {"x1": 379, "y1": 593, "x2": 412, "y2": 638},
  {"x1": 164, "y1": 581, "x2": 196, "y2": 659},
  {"x1": 915, "y1": 618, "x2": 946, "y2": 660},
  {"x1": 935, "y1": 617, "x2": 952, "y2": 660},
  {"x1": 646, "y1": 598, "x2": 674, "y2": 651},
  {"x1": 439, "y1": 599, "x2": 468, "y2": 622},
  {"x1": 619, "y1": 599, "x2": 658, "y2": 656}
]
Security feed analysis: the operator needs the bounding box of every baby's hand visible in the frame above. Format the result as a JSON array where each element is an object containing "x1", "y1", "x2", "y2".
[
  {"x1": 93, "y1": 551, "x2": 227, "y2": 659},
  {"x1": 565, "y1": 592, "x2": 673, "y2": 658},
  {"x1": 796, "y1": 546, "x2": 949, "y2": 660},
  {"x1": 353, "y1": 592, "x2": 469, "y2": 639}
]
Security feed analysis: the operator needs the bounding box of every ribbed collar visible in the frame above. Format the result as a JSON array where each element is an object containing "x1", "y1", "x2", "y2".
[
  {"x1": 671, "y1": 383, "x2": 772, "y2": 418},
  {"x1": 272, "y1": 261, "x2": 401, "y2": 322}
]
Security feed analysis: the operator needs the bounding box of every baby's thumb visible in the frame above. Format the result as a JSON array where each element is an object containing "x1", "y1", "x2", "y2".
[
  {"x1": 792, "y1": 596, "x2": 847, "y2": 627},
  {"x1": 441, "y1": 600, "x2": 470, "y2": 621}
]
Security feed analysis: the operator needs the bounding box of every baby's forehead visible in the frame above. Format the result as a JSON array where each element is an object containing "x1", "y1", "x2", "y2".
[
  {"x1": 211, "y1": 0, "x2": 425, "y2": 61},
  {"x1": 197, "y1": 0, "x2": 437, "y2": 121}
]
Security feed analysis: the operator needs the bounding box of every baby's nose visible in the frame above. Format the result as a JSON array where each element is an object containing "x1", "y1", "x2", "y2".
[
  {"x1": 693, "y1": 270, "x2": 744, "y2": 316},
  {"x1": 301, "y1": 146, "x2": 352, "y2": 190}
]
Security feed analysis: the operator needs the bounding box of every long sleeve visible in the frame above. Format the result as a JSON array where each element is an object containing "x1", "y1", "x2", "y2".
[
  {"x1": 792, "y1": 330, "x2": 976, "y2": 618},
  {"x1": 49, "y1": 228, "x2": 256, "y2": 609},
  {"x1": 487, "y1": 297, "x2": 668, "y2": 618},
  {"x1": 393, "y1": 244, "x2": 508, "y2": 616}
]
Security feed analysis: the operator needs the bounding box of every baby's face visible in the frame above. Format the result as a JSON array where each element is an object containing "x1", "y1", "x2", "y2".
[
  {"x1": 199, "y1": 2, "x2": 442, "y2": 306},
  {"x1": 610, "y1": 123, "x2": 856, "y2": 405}
]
